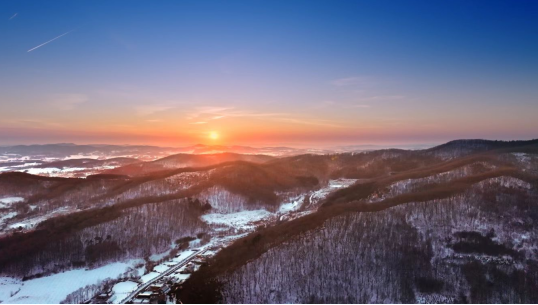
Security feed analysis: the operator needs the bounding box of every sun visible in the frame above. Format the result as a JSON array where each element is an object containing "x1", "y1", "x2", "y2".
[{"x1": 209, "y1": 131, "x2": 219, "y2": 140}]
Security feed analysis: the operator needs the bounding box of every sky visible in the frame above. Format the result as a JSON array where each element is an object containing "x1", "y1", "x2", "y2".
[{"x1": 1, "y1": 0, "x2": 537, "y2": 147}]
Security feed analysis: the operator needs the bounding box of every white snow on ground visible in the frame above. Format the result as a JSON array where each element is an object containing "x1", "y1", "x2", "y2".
[
  {"x1": 23, "y1": 167, "x2": 61, "y2": 175},
  {"x1": 0, "y1": 154, "x2": 28, "y2": 162},
  {"x1": 151, "y1": 249, "x2": 199, "y2": 275},
  {"x1": 201, "y1": 210, "x2": 273, "y2": 229},
  {"x1": 0, "y1": 260, "x2": 142, "y2": 304},
  {"x1": 309, "y1": 179, "x2": 357, "y2": 207},
  {"x1": 201, "y1": 179, "x2": 357, "y2": 231},
  {"x1": 0, "y1": 197, "x2": 24, "y2": 209},
  {"x1": 0, "y1": 197, "x2": 24, "y2": 204},
  {"x1": 512, "y1": 152, "x2": 531, "y2": 163},
  {"x1": 140, "y1": 272, "x2": 160, "y2": 284},
  {"x1": 65, "y1": 154, "x2": 102, "y2": 160},
  {"x1": 8, "y1": 215, "x2": 48, "y2": 230},
  {"x1": 6, "y1": 207, "x2": 73, "y2": 231},
  {"x1": 24, "y1": 167, "x2": 87, "y2": 176},
  {"x1": 0, "y1": 158, "x2": 124, "y2": 178},
  {"x1": 328, "y1": 179, "x2": 357, "y2": 188},
  {"x1": 169, "y1": 273, "x2": 190, "y2": 282},
  {"x1": 478, "y1": 176, "x2": 532, "y2": 189},
  {"x1": 149, "y1": 249, "x2": 172, "y2": 262},
  {"x1": 202, "y1": 249, "x2": 217, "y2": 257},
  {"x1": 189, "y1": 238, "x2": 202, "y2": 247},
  {"x1": 170, "y1": 250, "x2": 196, "y2": 263},
  {"x1": 0, "y1": 212, "x2": 17, "y2": 224},
  {"x1": 164, "y1": 171, "x2": 211, "y2": 189},
  {"x1": 0, "y1": 175, "x2": 366, "y2": 303},
  {"x1": 11, "y1": 162, "x2": 42, "y2": 168},
  {"x1": 108, "y1": 281, "x2": 138, "y2": 304},
  {"x1": 124, "y1": 248, "x2": 199, "y2": 301},
  {"x1": 0, "y1": 163, "x2": 42, "y2": 172},
  {"x1": 153, "y1": 264, "x2": 169, "y2": 273},
  {"x1": 278, "y1": 196, "x2": 304, "y2": 213},
  {"x1": 369, "y1": 163, "x2": 498, "y2": 203},
  {"x1": 0, "y1": 277, "x2": 22, "y2": 301},
  {"x1": 163, "y1": 261, "x2": 177, "y2": 267}
]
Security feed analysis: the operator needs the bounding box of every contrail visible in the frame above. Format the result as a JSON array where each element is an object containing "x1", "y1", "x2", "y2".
[
  {"x1": 9, "y1": 13, "x2": 18, "y2": 20},
  {"x1": 27, "y1": 30, "x2": 73, "y2": 52}
]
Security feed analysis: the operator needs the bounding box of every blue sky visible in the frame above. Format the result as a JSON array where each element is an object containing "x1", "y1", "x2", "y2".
[{"x1": 1, "y1": 0, "x2": 537, "y2": 146}]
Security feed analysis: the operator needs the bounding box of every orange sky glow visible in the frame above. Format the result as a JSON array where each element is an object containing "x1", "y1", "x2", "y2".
[{"x1": 1, "y1": 1, "x2": 537, "y2": 147}]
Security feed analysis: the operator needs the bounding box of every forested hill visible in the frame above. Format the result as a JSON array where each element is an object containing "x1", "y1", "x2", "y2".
[
  {"x1": 178, "y1": 140, "x2": 538, "y2": 303},
  {"x1": 1, "y1": 139, "x2": 537, "y2": 303}
]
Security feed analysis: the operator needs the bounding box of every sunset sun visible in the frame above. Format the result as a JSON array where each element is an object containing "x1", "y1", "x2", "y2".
[{"x1": 209, "y1": 131, "x2": 219, "y2": 140}]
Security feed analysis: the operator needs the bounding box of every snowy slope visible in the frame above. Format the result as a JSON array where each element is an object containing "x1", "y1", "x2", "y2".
[{"x1": 0, "y1": 260, "x2": 142, "y2": 304}]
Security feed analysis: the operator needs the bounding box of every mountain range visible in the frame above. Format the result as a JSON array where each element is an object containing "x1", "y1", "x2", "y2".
[{"x1": 0, "y1": 139, "x2": 537, "y2": 303}]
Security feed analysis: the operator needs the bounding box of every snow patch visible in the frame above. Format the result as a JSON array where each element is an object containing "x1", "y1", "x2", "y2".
[
  {"x1": 109, "y1": 281, "x2": 138, "y2": 304},
  {"x1": 169, "y1": 273, "x2": 190, "y2": 282},
  {"x1": 478, "y1": 176, "x2": 531, "y2": 189},
  {"x1": 171, "y1": 250, "x2": 196, "y2": 263},
  {"x1": 0, "y1": 212, "x2": 18, "y2": 224},
  {"x1": 201, "y1": 210, "x2": 273, "y2": 230},
  {"x1": 153, "y1": 264, "x2": 169, "y2": 273},
  {"x1": 6, "y1": 207, "x2": 73, "y2": 231},
  {"x1": 0, "y1": 260, "x2": 142, "y2": 304},
  {"x1": 149, "y1": 249, "x2": 172, "y2": 262},
  {"x1": 0, "y1": 197, "x2": 24, "y2": 209},
  {"x1": 278, "y1": 196, "x2": 304, "y2": 213},
  {"x1": 308, "y1": 179, "x2": 357, "y2": 207},
  {"x1": 512, "y1": 152, "x2": 531, "y2": 163},
  {"x1": 328, "y1": 179, "x2": 357, "y2": 188},
  {"x1": 24, "y1": 167, "x2": 62, "y2": 175},
  {"x1": 0, "y1": 277, "x2": 22, "y2": 301},
  {"x1": 140, "y1": 272, "x2": 160, "y2": 284}
]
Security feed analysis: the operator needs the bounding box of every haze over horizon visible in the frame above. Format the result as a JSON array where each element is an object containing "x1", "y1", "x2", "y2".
[
  {"x1": 1, "y1": 0, "x2": 537, "y2": 147},
  {"x1": 0, "y1": 141, "x2": 442, "y2": 151}
]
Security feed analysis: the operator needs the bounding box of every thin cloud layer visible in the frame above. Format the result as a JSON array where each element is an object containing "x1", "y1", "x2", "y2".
[
  {"x1": 332, "y1": 76, "x2": 376, "y2": 87},
  {"x1": 134, "y1": 104, "x2": 176, "y2": 116},
  {"x1": 50, "y1": 94, "x2": 88, "y2": 110}
]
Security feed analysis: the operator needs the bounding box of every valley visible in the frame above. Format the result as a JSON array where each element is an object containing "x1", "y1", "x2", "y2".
[{"x1": 0, "y1": 140, "x2": 537, "y2": 303}]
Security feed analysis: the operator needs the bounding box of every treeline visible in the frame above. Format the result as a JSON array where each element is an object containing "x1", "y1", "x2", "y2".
[
  {"x1": 1, "y1": 199, "x2": 209, "y2": 277},
  {"x1": 184, "y1": 177, "x2": 538, "y2": 303},
  {"x1": 322, "y1": 154, "x2": 510, "y2": 207},
  {"x1": 61, "y1": 278, "x2": 117, "y2": 304},
  {"x1": 179, "y1": 164, "x2": 537, "y2": 303}
]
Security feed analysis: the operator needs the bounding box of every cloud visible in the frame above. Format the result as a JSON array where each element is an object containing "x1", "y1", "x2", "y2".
[
  {"x1": 186, "y1": 106, "x2": 233, "y2": 120},
  {"x1": 50, "y1": 94, "x2": 88, "y2": 110},
  {"x1": 186, "y1": 105, "x2": 345, "y2": 128},
  {"x1": 322, "y1": 95, "x2": 404, "y2": 109},
  {"x1": 312, "y1": 100, "x2": 336, "y2": 109},
  {"x1": 0, "y1": 118, "x2": 64, "y2": 128},
  {"x1": 331, "y1": 76, "x2": 375, "y2": 87},
  {"x1": 313, "y1": 100, "x2": 371, "y2": 110},
  {"x1": 27, "y1": 30, "x2": 74, "y2": 52},
  {"x1": 348, "y1": 104, "x2": 371, "y2": 108},
  {"x1": 9, "y1": 13, "x2": 18, "y2": 20},
  {"x1": 186, "y1": 106, "x2": 286, "y2": 121},
  {"x1": 276, "y1": 118, "x2": 344, "y2": 128},
  {"x1": 134, "y1": 104, "x2": 175, "y2": 116},
  {"x1": 356, "y1": 95, "x2": 404, "y2": 101}
]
